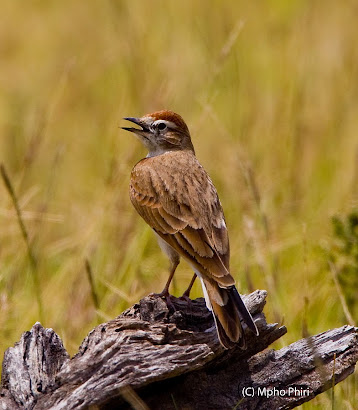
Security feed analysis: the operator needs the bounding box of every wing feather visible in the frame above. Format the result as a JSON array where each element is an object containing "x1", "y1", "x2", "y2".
[
  {"x1": 158, "y1": 207, "x2": 187, "y2": 230},
  {"x1": 130, "y1": 152, "x2": 233, "y2": 286}
]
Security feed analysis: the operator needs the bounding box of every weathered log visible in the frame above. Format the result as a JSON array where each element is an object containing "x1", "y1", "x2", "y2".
[{"x1": 0, "y1": 290, "x2": 357, "y2": 409}]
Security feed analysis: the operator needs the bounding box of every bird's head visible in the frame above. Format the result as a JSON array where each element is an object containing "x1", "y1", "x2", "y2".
[{"x1": 122, "y1": 110, "x2": 195, "y2": 157}]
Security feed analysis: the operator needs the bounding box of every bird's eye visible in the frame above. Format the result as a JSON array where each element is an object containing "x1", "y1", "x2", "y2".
[{"x1": 157, "y1": 122, "x2": 167, "y2": 131}]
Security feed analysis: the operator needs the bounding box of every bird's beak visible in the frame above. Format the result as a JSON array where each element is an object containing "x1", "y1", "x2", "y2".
[{"x1": 122, "y1": 117, "x2": 150, "y2": 137}]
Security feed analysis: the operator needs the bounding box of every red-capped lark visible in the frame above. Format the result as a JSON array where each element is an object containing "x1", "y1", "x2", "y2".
[{"x1": 122, "y1": 110, "x2": 258, "y2": 348}]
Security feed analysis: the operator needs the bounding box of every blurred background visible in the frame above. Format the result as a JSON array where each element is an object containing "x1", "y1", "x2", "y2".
[{"x1": 0, "y1": 1, "x2": 357, "y2": 407}]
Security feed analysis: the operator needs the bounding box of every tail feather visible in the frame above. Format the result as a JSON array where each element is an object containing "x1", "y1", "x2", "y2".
[
  {"x1": 201, "y1": 278, "x2": 258, "y2": 349},
  {"x1": 230, "y1": 286, "x2": 259, "y2": 336},
  {"x1": 211, "y1": 297, "x2": 246, "y2": 349}
]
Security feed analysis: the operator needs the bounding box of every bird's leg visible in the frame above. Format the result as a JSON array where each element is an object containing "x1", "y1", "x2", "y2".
[
  {"x1": 153, "y1": 236, "x2": 180, "y2": 300},
  {"x1": 179, "y1": 274, "x2": 197, "y2": 316},
  {"x1": 181, "y1": 274, "x2": 197, "y2": 299},
  {"x1": 159, "y1": 264, "x2": 178, "y2": 296},
  {"x1": 153, "y1": 259, "x2": 178, "y2": 312},
  {"x1": 158, "y1": 258, "x2": 179, "y2": 297}
]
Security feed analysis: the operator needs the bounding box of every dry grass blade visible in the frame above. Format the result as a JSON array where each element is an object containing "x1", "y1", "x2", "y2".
[
  {"x1": 0, "y1": 163, "x2": 44, "y2": 322},
  {"x1": 243, "y1": 163, "x2": 270, "y2": 241},
  {"x1": 328, "y1": 261, "x2": 355, "y2": 326},
  {"x1": 120, "y1": 385, "x2": 149, "y2": 410},
  {"x1": 85, "y1": 259, "x2": 100, "y2": 322}
]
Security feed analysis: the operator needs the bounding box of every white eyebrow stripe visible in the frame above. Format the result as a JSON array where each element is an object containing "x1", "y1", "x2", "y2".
[{"x1": 151, "y1": 119, "x2": 178, "y2": 129}]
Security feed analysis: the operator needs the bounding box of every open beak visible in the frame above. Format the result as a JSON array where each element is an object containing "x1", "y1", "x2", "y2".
[{"x1": 122, "y1": 117, "x2": 150, "y2": 137}]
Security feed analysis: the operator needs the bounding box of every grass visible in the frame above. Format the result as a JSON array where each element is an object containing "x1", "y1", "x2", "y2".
[{"x1": 0, "y1": 0, "x2": 357, "y2": 407}]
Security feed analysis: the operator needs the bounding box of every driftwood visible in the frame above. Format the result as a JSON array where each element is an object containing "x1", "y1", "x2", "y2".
[{"x1": 0, "y1": 290, "x2": 357, "y2": 409}]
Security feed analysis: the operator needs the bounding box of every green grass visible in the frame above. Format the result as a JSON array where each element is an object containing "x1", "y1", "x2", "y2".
[{"x1": 0, "y1": 0, "x2": 357, "y2": 407}]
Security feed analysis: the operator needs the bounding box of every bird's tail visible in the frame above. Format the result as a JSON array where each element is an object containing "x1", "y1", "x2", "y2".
[{"x1": 201, "y1": 278, "x2": 258, "y2": 349}]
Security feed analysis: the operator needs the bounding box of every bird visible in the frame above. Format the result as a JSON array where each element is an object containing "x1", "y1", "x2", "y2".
[{"x1": 122, "y1": 110, "x2": 258, "y2": 349}]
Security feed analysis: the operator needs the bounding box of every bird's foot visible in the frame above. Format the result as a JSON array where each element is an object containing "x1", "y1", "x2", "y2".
[
  {"x1": 150, "y1": 290, "x2": 176, "y2": 312},
  {"x1": 179, "y1": 293, "x2": 194, "y2": 318},
  {"x1": 179, "y1": 292, "x2": 192, "y2": 304}
]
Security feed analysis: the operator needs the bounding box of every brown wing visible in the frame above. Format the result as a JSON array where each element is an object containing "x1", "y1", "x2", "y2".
[{"x1": 130, "y1": 151, "x2": 233, "y2": 287}]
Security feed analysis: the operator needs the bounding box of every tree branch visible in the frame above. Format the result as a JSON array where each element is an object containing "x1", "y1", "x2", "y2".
[{"x1": 0, "y1": 290, "x2": 357, "y2": 409}]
